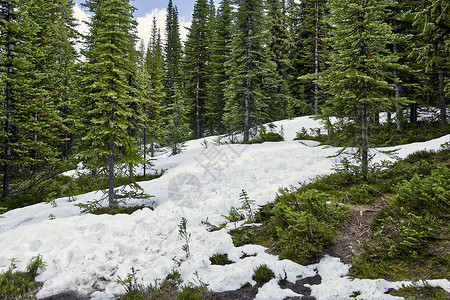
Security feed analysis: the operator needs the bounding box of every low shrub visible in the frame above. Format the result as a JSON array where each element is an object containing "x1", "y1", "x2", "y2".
[
  {"x1": 116, "y1": 269, "x2": 209, "y2": 300},
  {"x1": 209, "y1": 253, "x2": 233, "y2": 265},
  {"x1": 252, "y1": 264, "x2": 275, "y2": 285},
  {"x1": 0, "y1": 255, "x2": 46, "y2": 299}
]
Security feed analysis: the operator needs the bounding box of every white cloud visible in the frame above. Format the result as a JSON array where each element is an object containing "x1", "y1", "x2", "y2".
[
  {"x1": 72, "y1": 5, "x2": 190, "y2": 52},
  {"x1": 73, "y1": 3, "x2": 90, "y2": 37},
  {"x1": 136, "y1": 9, "x2": 190, "y2": 50}
]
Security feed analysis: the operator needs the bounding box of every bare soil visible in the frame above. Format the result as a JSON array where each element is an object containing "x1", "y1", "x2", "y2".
[{"x1": 326, "y1": 195, "x2": 392, "y2": 264}]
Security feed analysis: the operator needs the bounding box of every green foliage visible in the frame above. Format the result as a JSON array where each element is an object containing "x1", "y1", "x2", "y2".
[
  {"x1": 351, "y1": 162, "x2": 450, "y2": 280},
  {"x1": 0, "y1": 255, "x2": 46, "y2": 299},
  {"x1": 390, "y1": 282, "x2": 450, "y2": 299},
  {"x1": 116, "y1": 269, "x2": 209, "y2": 300},
  {"x1": 179, "y1": 217, "x2": 191, "y2": 258},
  {"x1": 271, "y1": 188, "x2": 349, "y2": 263},
  {"x1": 239, "y1": 189, "x2": 256, "y2": 222},
  {"x1": 209, "y1": 253, "x2": 233, "y2": 265},
  {"x1": 252, "y1": 264, "x2": 275, "y2": 285},
  {"x1": 222, "y1": 206, "x2": 245, "y2": 229}
]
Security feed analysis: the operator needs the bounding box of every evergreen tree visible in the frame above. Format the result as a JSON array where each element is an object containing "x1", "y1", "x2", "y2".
[
  {"x1": 206, "y1": 0, "x2": 233, "y2": 134},
  {"x1": 291, "y1": 0, "x2": 328, "y2": 114},
  {"x1": 317, "y1": 0, "x2": 405, "y2": 180},
  {"x1": 164, "y1": 0, "x2": 184, "y2": 154},
  {"x1": 266, "y1": 0, "x2": 294, "y2": 119},
  {"x1": 141, "y1": 17, "x2": 166, "y2": 174},
  {"x1": 224, "y1": 0, "x2": 278, "y2": 142},
  {"x1": 184, "y1": 0, "x2": 211, "y2": 139},
  {"x1": 1, "y1": 0, "x2": 71, "y2": 198},
  {"x1": 414, "y1": 0, "x2": 449, "y2": 127},
  {"x1": 79, "y1": 0, "x2": 140, "y2": 209}
]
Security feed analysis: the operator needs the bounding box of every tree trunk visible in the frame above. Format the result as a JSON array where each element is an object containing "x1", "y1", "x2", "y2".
[
  {"x1": 108, "y1": 136, "x2": 114, "y2": 211},
  {"x1": 244, "y1": 13, "x2": 252, "y2": 143},
  {"x1": 314, "y1": 0, "x2": 319, "y2": 115},
  {"x1": 143, "y1": 129, "x2": 146, "y2": 177},
  {"x1": 438, "y1": 66, "x2": 447, "y2": 127},
  {"x1": 392, "y1": 12, "x2": 403, "y2": 131},
  {"x1": 410, "y1": 102, "x2": 417, "y2": 124},
  {"x1": 361, "y1": 97, "x2": 369, "y2": 181},
  {"x1": 195, "y1": 41, "x2": 202, "y2": 139},
  {"x1": 3, "y1": 0, "x2": 13, "y2": 198}
]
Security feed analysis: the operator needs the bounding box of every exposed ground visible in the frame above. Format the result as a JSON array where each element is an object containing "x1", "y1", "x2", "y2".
[{"x1": 326, "y1": 195, "x2": 392, "y2": 264}]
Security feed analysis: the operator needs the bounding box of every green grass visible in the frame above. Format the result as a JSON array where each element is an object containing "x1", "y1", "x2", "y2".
[
  {"x1": 350, "y1": 162, "x2": 450, "y2": 280},
  {"x1": 116, "y1": 269, "x2": 209, "y2": 300},
  {"x1": 389, "y1": 283, "x2": 450, "y2": 299},
  {"x1": 0, "y1": 256, "x2": 46, "y2": 299}
]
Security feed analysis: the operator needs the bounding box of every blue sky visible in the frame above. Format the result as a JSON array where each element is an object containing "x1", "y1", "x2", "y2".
[
  {"x1": 73, "y1": 0, "x2": 218, "y2": 46},
  {"x1": 74, "y1": 0, "x2": 212, "y2": 22}
]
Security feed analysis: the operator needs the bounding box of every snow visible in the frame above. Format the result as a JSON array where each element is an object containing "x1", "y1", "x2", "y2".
[{"x1": 0, "y1": 116, "x2": 449, "y2": 299}]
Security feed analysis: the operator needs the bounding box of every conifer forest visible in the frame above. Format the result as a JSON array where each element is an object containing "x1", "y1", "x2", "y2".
[
  {"x1": 0, "y1": 0, "x2": 448, "y2": 205},
  {"x1": 0, "y1": 0, "x2": 450, "y2": 299}
]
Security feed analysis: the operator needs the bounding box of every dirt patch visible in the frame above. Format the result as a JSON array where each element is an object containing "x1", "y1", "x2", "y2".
[
  {"x1": 39, "y1": 293, "x2": 90, "y2": 300},
  {"x1": 210, "y1": 288, "x2": 258, "y2": 300},
  {"x1": 327, "y1": 195, "x2": 392, "y2": 264},
  {"x1": 279, "y1": 274, "x2": 321, "y2": 298}
]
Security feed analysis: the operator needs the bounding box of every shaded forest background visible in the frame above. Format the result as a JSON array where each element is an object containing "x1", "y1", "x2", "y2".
[{"x1": 0, "y1": 0, "x2": 448, "y2": 204}]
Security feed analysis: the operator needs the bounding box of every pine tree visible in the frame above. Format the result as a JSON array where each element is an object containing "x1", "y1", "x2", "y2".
[
  {"x1": 1, "y1": 0, "x2": 71, "y2": 198},
  {"x1": 224, "y1": 0, "x2": 277, "y2": 142},
  {"x1": 206, "y1": 0, "x2": 233, "y2": 134},
  {"x1": 79, "y1": 0, "x2": 141, "y2": 209},
  {"x1": 414, "y1": 0, "x2": 449, "y2": 127},
  {"x1": 266, "y1": 0, "x2": 294, "y2": 119},
  {"x1": 317, "y1": 0, "x2": 405, "y2": 180},
  {"x1": 291, "y1": 0, "x2": 328, "y2": 114},
  {"x1": 184, "y1": 0, "x2": 211, "y2": 139},
  {"x1": 164, "y1": 0, "x2": 184, "y2": 154},
  {"x1": 141, "y1": 17, "x2": 166, "y2": 174}
]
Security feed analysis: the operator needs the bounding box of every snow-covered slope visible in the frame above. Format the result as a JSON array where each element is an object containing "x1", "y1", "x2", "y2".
[{"x1": 0, "y1": 116, "x2": 449, "y2": 299}]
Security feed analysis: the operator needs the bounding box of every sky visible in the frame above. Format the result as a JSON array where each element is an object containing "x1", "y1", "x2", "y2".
[{"x1": 73, "y1": 0, "x2": 218, "y2": 47}]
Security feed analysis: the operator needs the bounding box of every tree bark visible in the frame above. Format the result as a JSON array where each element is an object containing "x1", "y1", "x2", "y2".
[
  {"x1": 361, "y1": 96, "x2": 369, "y2": 181},
  {"x1": 314, "y1": 0, "x2": 320, "y2": 115},
  {"x1": 244, "y1": 11, "x2": 253, "y2": 143},
  {"x1": 392, "y1": 7, "x2": 404, "y2": 132},
  {"x1": 438, "y1": 66, "x2": 447, "y2": 127}
]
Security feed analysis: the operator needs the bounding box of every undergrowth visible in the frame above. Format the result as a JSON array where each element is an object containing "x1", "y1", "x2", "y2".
[
  {"x1": 1, "y1": 171, "x2": 163, "y2": 213},
  {"x1": 0, "y1": 255, "x2": 46, "y2": 299},
  {"x1": 115, "y1": 268, "x2": 209, "y2": 300},
  {"x1": 230, "y1": 148, "x2": 449, "y2": 271},
  {"x1": 389, "y1": 282, "x2": 450, "y2": 299},
  {"x1": 350, "y1": 162, "x2": 450, "y2": 280},
  {"x1": 296, "y1": 121, "x2": 450, "y2": 148}
]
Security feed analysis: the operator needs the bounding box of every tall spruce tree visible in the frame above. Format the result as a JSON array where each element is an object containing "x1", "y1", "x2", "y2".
[
  {"x1": 1, "y1": 0, "x2": 70, "y2": 198},
  {"x1": 414, "y1": 0, "x2": 448, "y2": 127},
  {"x1": 184, "y1": 0, "x2": 211, "y2": 139},
  {"x1": 141, "y1": 17, "x2": 166, "y2": 173},
  {"x1": 224, "y1": 0, "x2": 277, "y2": 142},
  {"x1": 206, "y1": 0, "x2": 233, "y2": 134},
  {"x1": 292, "y1": 0, "x2": 328, "y2": 114},
  {"x1": 317, "y1": 0, "x2": 405, "y2": 180},
  {"x1": 164, "y1": 0, "x2": 184, "y2": 154},
  {"x1": 266, "y1": 0, "x2": 294, "y2": 119},
  {"x1": 79, "y1": 0, "x2": 140, "y2": 209}
]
